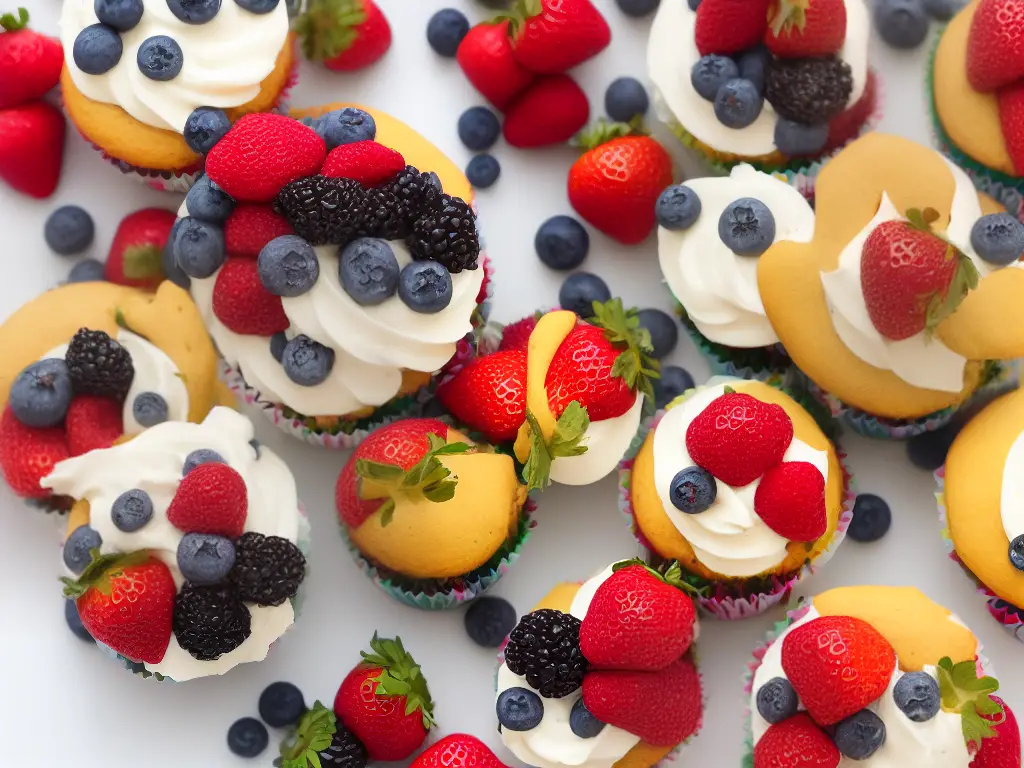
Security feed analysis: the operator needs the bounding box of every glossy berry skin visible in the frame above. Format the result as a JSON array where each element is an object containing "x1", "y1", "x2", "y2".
[
  {"x1": 604, "y1": 77, "x2": 649, "y2": 122},
  {"x1": 399, "y1": 261, "x2": 454, "y2": 313},
  {"x1": 182, "y1": 449, "x2": 225, "y2": 475},
  {"x1": 259, "y1": 681, "x2": 306, "y2": 727},
  {"x1": 834, "y1": 710, "x2": 886, "y2": 760},
  {"x1": 235, "y1": 0, "x2": 280, "y2": 12},
  {"x1": 73, "y1": 24, "x2": 123, "y2": 75},
  {"x1": 923, "y1": 0, "x2": 964, "y2": 20},
  {"x1": 874, "y1": 0, "x2": 929, "y2": 50},
  {"x1": 466, "y1": 154, "x2": 501, "y2": 189},
  {"x1": 496, "y1": 687, "x2": 544, "y2": 731},
  {"x1": 636, "y1": 308, "x2": 678, "y2": 359},
  {"x1": 184, "y1": 108, "x2": 232, "y2": 155},
  {"x1": 739, "y1": 46, "x2": 770, "y2": 93},
  {"x1": 714, "y1": 78, "x2": 763, "y2": 128},
  {"x1": 185, "y1": 175, "x2": 235, "y2": 224},
  {"x1": 615, "y1": 0, "x2": 660, "y2": 16},
  {"x1": 68, "y1": 259, "x2": 106, "y2": 283},
  {"x1": 322, "y1": 108, "x2": 377, "y2": 148},
  {"x1": 427, "y1": 9, "x2": 470, "y2": 56},
  {"x1": 892, "y1": 672, "x2": 940, "y2": 722},
  {"x1": 691, "y1": 55, "x2": 739, "y2": 101},
  {"x1": 656, "y1": 185, "x2": 702, "y2": 231},
  {"x1": 848, "y1": 493, "x2": 891, "y2": 543},
  {"x1": 569, "y1": 699, "x2": 605, "y2": 738},
  {"x1": 176, "y1": 533, "x2": 236, "y2": 585},
  {"x1": 558, "y1": 273, "x2": 610, "y2": 318},
  {"x1": 335, "y1": 664, "x2": 429, "y2": 761},
  {"x1": 464, "y1": 596, "x2": 517, "y2": 648},
  {"x1": 1009, "y1": 535, "x2": 1024, "y2": 571},
  {"x1": 64, "y1": 525, "x2": 102, "y2": 574},
  {"x1": 111, "y1": 488, "x2": 154, "y2": 532},
  {"x1": 753, "y1": 713, "x2": 839, "y2": 768},
  {"x1": 227, "y1": 717, "x2": 269, "y2": 759},
  {"x1": 906, "y1": 425, "x2": 960, "y2": 471},
  {"x1": 9, "y1": 359, "x2": 72, "y2": 428},
  {"x1": 65, "y1": 599, "x2": 94, "y2": 642},
  {"x1": 282, "y1": 335, "x2": 335, "y2": 385},
  {"x1": 755, "y1": 677, "x2": 798, "y2": 724},
  {"x1": 95, "y1": 0, "x2": 144, "y2": 29},
  {"x1": 166, "y1": 0, "x2": 220, "y2": 23},
  {"x1": 339, "y1": 238, "x2": 400, "y2": 305},
  {"x1": 458, "y1": 106, "x2": 501, "y2": 151},
  {"x1": 45, "y1": 205, "x2": 95, "y2": 255},
  {"x1": 970, "y1": 213, "x2": 1024, "y2": 266},
  {"x1": 669, "y1": 466, "x2": 717, "y2": 514},
  {"x1": 456, "y1": 22, "x2": 535, "y2": 112},
  {"x1": 535, "y1": 216, "x2": 590, "y2": 270},
  {"x1": 133, "y1": 392, "x2": 169, "y2": 427},
  {"x1": 174, "y1": 217, "x2": 226, "y2": 278},
  {"x1": 258, "y1": 235, "x2": 320, "y2": 297},
  {"x1": 136, "y1": 35, "x2": 184, "y2": 81},
  {"x1": 718, "y1": 198, "x2": 776, "y2": 256},
  {"x1": 412, "y1": 734, "x2": 507, "y2": 768},
  {"x1": 654, "y1": 366, "x2": 694, "y2": 409},
  {"x1": 774, "y1": 119, "x2": 828, "y2": 158}
]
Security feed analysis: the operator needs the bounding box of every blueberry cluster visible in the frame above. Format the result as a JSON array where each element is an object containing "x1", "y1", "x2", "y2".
[{"x1": 655, "y1": 184, "x2": 776, "y2": 257}]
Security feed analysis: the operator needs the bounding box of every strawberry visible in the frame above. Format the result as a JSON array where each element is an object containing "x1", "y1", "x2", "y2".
[
  {"x1": 224, "y1": 204, "x2": 294, "y2": 258},
  {"x1": 781, "y1": 615, "x2": 896, "y2": 726},
  {"x1": 503, "y1": 75, "x2": 591, "y2": 149},
  {"x1": 436, "y1": 351, "x2": 527, "y2": 443},
  {"x1": 61, "y1": 551, "x2": 175, "y2": 664},
  {"x1": 65, "y1": 395, "x2": 123, "y2": 457},
  {"x1": 582, "y1": 653, "x2": 703, "y2": 746},
  {"x1": 753, "y1": 713, "x2": 839, "y2": 768},
  {"x1": 967, "y1": 0, "x2": 1024, "y2": 92},
  {"x1": 504, "y1": 0, "x2": 611, "y2": 74},
  {"x1": 579, "y1": 562, "x2": 696, "y2": 671},
  {"x1": 546, "y1": 327, "x2": 634, "y2": 421},
  {"x1": 753, "y1": 461, "x2": 826, "y2": 542},
  {"x1": 972, "y1": 698, "x2": 1021, "y2": 768},
  {"x1": 765, "y1": 0, "x2": 846, "y2": 59},
  {"x1": 205, "y1": 114, "x2": 326, "y2": 203},
  {"x1": 212, "y1": 257, "x2": 290, "y2": 335},
  {"x1": 0, "y1": 405, "x2": 68, "y2": 498},
  {"x1": 685, "y1": 389, "x2": 794, "y2": 487},
  {"x1": 0, "y1": 9, "x2": 62, "y2": 110},
  {"x1": 567, "y1": 122, "x2": 673, "y2": 246},
  {"x1": 296, "y1": 0, "x2": 391, "y2": 72},
  {"x1": 334, "y1": 634, "x2": 435, "y2": 762},
  {"x1": 321, "y1": 140, "x2": 405, "y2": 186},
  {"x1": 457, "y1": 22, "x2": 535, "y2": 111},
  {"x1": 412, "y1": 734, "x2": 509, "y2": 768},
  {"x1": 0, "y1": 99, "x2": 64, "y2": 198},
  {"x1": 695, "y1": 0, "x2": 771, "y2": 56},
  {"x1": 498, "y1": 315, "x2": 538, "y2": 353},
  {"x1": 105, "y1": 208, "x2": 177, "y2": 289},
  {"x1": 998, "y1": 80, "x2": 1024, "y2": 176},
  {"x1": 860, "y1": 208, "x2": 980, "y2": 342},
  {"x1": 166, "y1": 462, "x2": 248, "y2": 538}
]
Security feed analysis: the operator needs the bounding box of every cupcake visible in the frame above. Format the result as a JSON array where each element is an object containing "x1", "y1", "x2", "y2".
[
  {"x1": 0, "y1": 281, "x2": 229, "y2": 508},
  {"x1": 745, "y1": 586, "x2": 1021, "y2": 766},
  {"x1": 59, "y1": 0, "x2": 295, "y2": 191},
  {"x1": 621, "y1": 377, "x2": 850, "y2": 620},
  {"x1": 336, "y1": 418, "x2": 531, "y2": 610},
  {"x1": 758, "y1": 131, "x2": 1024, "y2": 439},
  {"x1": 172, "y1": 105, "x2": 490, "y2": 448},
  {"x1": 50, "y1": 406, "x2": 308, "y2": 681},
  {"x1": 647, "y1": 0, "x2": 878, "y2": 185},
  {"x1": 656, "y1": 165, "x2": 813, "y2": 380},
  {"x1": 496, "y1": 561, "x2": 702, "y2": 768}
]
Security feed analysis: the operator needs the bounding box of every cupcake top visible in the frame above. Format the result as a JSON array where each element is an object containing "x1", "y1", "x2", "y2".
[
  {"x1": 59, "y1": 0, "x2": 289, "y2": 134},
  {"x1": 49, "y1": 406, "x2": 306, "y2": 682}
]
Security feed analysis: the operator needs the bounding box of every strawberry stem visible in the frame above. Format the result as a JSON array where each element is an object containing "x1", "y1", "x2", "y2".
[
  {"x1": 294, "y1": 0, "x2": 366, "y2": 61},
  {"x1": 588, "y1": 298, "x2": 660, "y2": 404},
  {"x1": 570, "y1": 117, "x2": 648, "y2": 151},
  {"x1": 936, "y1": 656, "x2": 1004, "y2": 752},
  {"x1": 59, "y1": 549, "x2": 151, "y2": 599},
  {"x1": 278, "y1": 701, "x2": 337, "y2": 768},
  {"x1": 1, "y1": 7, "x2": 29, "y2": 31},
  {"x1": 122, "y1": 244, "x2": 164, "y2": 280},
  {"x1": 494, "y1": 0, "x2": 542, "y2": 37},
  {"x1": 361, "y1": 633, "x2": 436, "y2": 730},
  {"x1": 521, "y1": 403, "x2": 590, "y2": 492}
]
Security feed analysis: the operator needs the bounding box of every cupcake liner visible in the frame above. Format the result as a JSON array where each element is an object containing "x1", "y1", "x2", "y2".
[{"x1": 617, "y1": 380, "x2": 854, "y2": 620}]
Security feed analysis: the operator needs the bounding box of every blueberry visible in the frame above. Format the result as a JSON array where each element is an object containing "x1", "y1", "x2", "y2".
[
  {"x1": 458, "y1": 106, "x2": 501, "y2": 151},
  {"x1": 249, "y1": 438, "x2": 261, "y2": 457},
  {"x1": 270, "y1": 332, "x2": 288, "y2": 362},
  {"x1": 259, "y1": 681, "x2": 306, "y2": 727},
  {"x1": 536, "y1": 216, "x2": 590, "y2": 270},
  {"x1": 185, "y1": 175, "x2": 234, "y2": 224},
  {"x1": 690, "y1": 55, "x2": 739, "y2": 102},
  {"x1": 687, "y1": 0, "x2": 701, "y2": 8},
  {"x1": 137, "y1": 35, "x2": 184, "y2": 81},
  {"x1": 616, "y1": 0, "x2": 660, "y2": 18},
  {"x1": 875, "y1": 0, "x2": 929, "y2": 50},
  {"x1": 299, "y1": 115, "x2": 325, "y2": 142},
  {"x1": 183, "y1": 448, "x2": 225, "y2": 475},
  {"x1": 756, "y1": 678, "x2": 798, "y2": 724},
  {"x1": 9, "y1": 359, "x2": 73, "y2": 428},
  {"x1": 774, "y1": 119, "x2": 828, "y2": 158},
  {"x1": 738, "y1": 45, "x2": 770, "y2": 94},
  {"x1": 714, "y1": 78, "x2": 764, "y2": 129},
  {"x1": 166, "y1": 0, "x2": 221, "y2": 24},
  {"x1": 907, "y1": 424, "x2": 960, "y2": 471},
  {"x1": 227, "y1": 717, "x2": 269, "y2": 759},
  {"x1": 1009, "y1": 535, "x2": 1024, "y2": 571},
  {"x1": 174, "y1": 217, "x2": 225, "y2": 278},
  {"x1": 893, "y1": 672, "x2": 941, "y2": 722},
  {"x1": 835, "y1": 710, "x2": 886, "y2": 760},
  {"x1": 177, "y1": 533, "x2": 236, "y2": 585},
  {"x1": 923, "y1": 0, "x2": 965, "y2": 20},
  {"x1": 339, "y1": 238, "x2": 400, "y2": 306},
  {"x1": 322, "y1": 107, "x2": 376, "y2": 148},
  {"x1": 637, "y1": 308, "x2": 678, "y2": 359},
  {"x1": 655, "y1": 185, "x2": 702, "y2": 231},
  {"x1": 464, "y1": 596, "x2": 517, "y2": 648},
  {"x1": 94, "y1": 0, "x2": 143, "y2": 30},
  {"x1": 718, "y1": 198, "x2": 776, "y2": 256},
  {"x1": 111, "y1": 488, "x2": 154, "y2": 532},
  {"x1": 133, "y1": 392, "x2": 169, "y2": 427},
  {"x1": 427, "y1": 8, "x2": 470, "y2": 56},
  {"x1": 970, "y1": 213, "x2": 1024, "y2": 266},
  {"x1": 669, "y1": 466, "x2": 717, "y2": 514},
  {"x1": 45, "y1": 205, "x2": 95, "y2": 256},
  {"x1": 234, "y1": 0, "x2": 280, "y2": 13},
  {"x1": 63, "y1": 525, "x2": 102, "y2": 574},
  {"x1": 399, "y1": 261, "x2": 454, "y2": 313},
  {"x1": 848, "y1": 493, "x2": 891, "y2": 543},
  {"x1": 258, "y1": 235, "x2": 320, "y2": 297},
  {"x1": 496, "y1": 687, "x2": 544, "y2": 731},
  {"x1": 569, "y1": 698, "x2": 606, "y2": 738},
  {"x1": 466, "y1": 154, "x2": 501, "y2": 189},
  {"x1": 654, "y1": 366, "x2": 695, "y2": 409},
  {"x1": 65, "y1": 599, "x2": 94, "y2": 643},
  {"x1": 73, "y1": 24, "x2": 122, "y2": 75},
  {"x1": 559, "y1": 272, "x2": 611, "y2": 318},
  {"x1": 605, "y1": 77, "x2": 649, "y2": 123},
  {"x1": 282, "y1": 335, "x2": 335, "y2": 386},
  {"x1": 162, "y1": 219, "x2": 191, "y2": 289},
  {"x1": 183, "y1": 108, "x2": 232, "y2": 155},
  {"x1": 68, "y1": 259, "x2": 107, "y2": 283}
]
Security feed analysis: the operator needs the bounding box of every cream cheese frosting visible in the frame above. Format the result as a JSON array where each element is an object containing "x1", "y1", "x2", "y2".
[
  {"x1": 658, "y1": 165, "x2": 815, "y2": 348},
  {"x1": 44, "y1": 407, "x2": 304, "y2": 682},
  {"x1": 59, "y1": 0, "x2": 290, "y2": 133},
  {"x1": 550, "y1": 394, "x2": 645, "y2": 487}
]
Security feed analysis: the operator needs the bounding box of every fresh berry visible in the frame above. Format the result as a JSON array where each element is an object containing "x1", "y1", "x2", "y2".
[
  {"x1": 185, "y1": 175, "x2": 235, "y2": 224},
  {"x1": 739, "y1": 45, "x2": 771, "y2": 92},
  {"x1": 136, "y1": 35, "x2": 184, "y2": 82},
  {"x1": 227, "y1": 717, "x2": 269, "y2": 759},
  {"x1": 546, "y1": 322, "x2": 639, "y2": 421},
  {"x1": 0, "y1": 9, "x2": 62, "y2": 109},
  {"x1": 496, "y1": 687, "x2": 544, "y2": 730},
  {"x1": 282, "y1": 335, "x2": 336, "y2": 384},
  {"x1": 825, "y1": 68, "x2": 877, "y2": 150},
  {"x1": 9, "y1": 358, "x2": 72, "y2": 428},
  {"x1": 412, "y1": 734, "x2": 507, "y2": 768},
  {"x1": 68, "y1": 258, "x2": 106, "y2": 283},
  {"x1": 297, "y1": 0, "x2": 391, "y2": 72},
  {"x1": 224, "y1": 204, "x2": 294, "y2": 257},
  {"x1": 106, "y1": 207, "x2": 177, "y2": 289},
  {"x1": 63, "y1": 524, "x2": 102, "y2": 573},
  {"x1": 275, "y1": 175, "x2": 368, "y2": 246},
  {"x1": 166, "y1": 462, "x2": 248, "y2": 538},
  {"x1": 718, "y1": 198, "x2": 776, "y2": 256},
  {"x1": 0, "y1": 100, "x2": 65, "y2": 198},
  {"x1": 132, "y1": 392, "x2": 168, "y2": 427},
  {"x1": 756, "y1": 677, "x2": 799, "y2": 724},
  {"x1": 570, "y1": 699, "x2": 606, "y2": 738},
  {"x1": 654, "y1": 366, "x2": 695, "y2": 409},
  {"x1": 753, "y1": 713, "x2": 839, "y2": 768},
  {"x1": 923, "y1": 0, "x2": 965, "y2": 20},
  {"x1": 375, "y1": 164, "x2": 442, "y2": 232},
  {"x1": 65, "y1": 328, "x2": 134, "y2": 401},
  {"x1": 321, "y1": 141, "x2": 405, "y2": 186},
  {"x1": 466, "y1": 154, "x2": 501, "y2": 189},
  {"x1": 398, "y1": 261, "x2": 454, "y2": 313},
  {"x1": 176, "y1": 533, "x2": 236, "y2": 585},
  {"x1": 174, "y1": 217, "x2": 226, "y2": 279},
  {"x1": 656, "y1": 185, "x2": 702, "y2": 231},
  {"x1": 754, "y1": 461, "x2": 827, "y2": 542},
  {"x1": 1010, "y1": 535, "x2": 1024, "y2": 571},
  {"x1": 536, "y1": 216, "x2": 590, "y2": 270},
  {"x1": 605, "y1": 77, "x2": 649, "y2": 122},
  {"x1": 504, "y1": 609, "x2": 588, "y2": 698},
  {"x1": 166, "y1": 0, "x2": 220, "y2": 23},
  {"x1": 670, "y1": 466, "x2": 717, "y2": 514},
  {"x1": 320, "y1": 108, "x2": 378, "y2": 148},
  {"x1": 229, "y1": 532, "x2": 306, "y2": 606},
  {"x1": 183, "y1": 107, "x2": 231, "y2": 155},
  {"x1": 456, "y1": 22, "x2": 535, "y2": 111},
  {"x1": 834, "y1": 709, "x2": 886, "y2": 760},
  {"x1": 65, "y1": 394, "x2": 123, "y2": 456},
  {"x1": 875, "y1": 0, "x2": 930, "y2": 50},
  {"x1": 65, "y1": 599, "x2": 94, "y2": 643},
  {"x1": 765, "y1": 0, "x2": 847, "y2": 58},
  {"x1": 339, "y1": 237, "x2": 400, "y2": 305},
  {"x1": 774, "y1": 118, "x2": 829, "y2": 157},
  {"x1": 907, "y1": 424, "x2": 960, "y2": 471},
  {"x1": 616, "y1": 0, "x2": 660, "y2": 15},
  {"x1": 766, "y1": 56, "x2": 852, "y2": 124},
  {"x1": 45, "y1": 205, "x2": 94, "y2": 256},
  {"x1": 0, "y1": 406, "x2": 69, "y2": 498},
  {"x1": 505, "y1": 0, "x2": 610, "y2": 74},
  {"x1": 183, "y1": 449, "x2": 224, "y2": 475},
  {"x1": 503, "y1": 74, "x2": 590, "y2": 148},
  {"x1": 848, "y1": 493, "x2": 891, "y2": 542},
  {"x1": 436, "y1": 351, "x2": 527, "y2": 443},
  {"x1": 257, "y1": 234, "x2": 320, "y2": 297},
  {"x1": 695, "y1": 0, "x2": 771, "y2": 55},
  {"x1": 971, "y1": 212, "x2": 1024, "y2": 265},
  {"x1": 72, "y1": 24, "x2": 122, "y2": 75},
  {"x1": 427, "y1": 8, "x2": 470, "y2": 57},
  {"x1": 317, "y1": 722, "x2": 369, "y2": 768},
  {"x1": 636, "y1": 308, "x2": 677, "y2": 359},
  {"x1": 714, "y1": 78, "x2": 764, "y2": 128},
  {"x1": 691, "y1": 54, "x2": 739, "y2": 101},
  {"x1": 110, "y1": 488, "x2": 154, "y2": 532},
  {"x1": 407, "y1": 194, "x2": 480, "y2": 272},
  {"x1": 892, "y1": 671, "x2": 940, "y2": 722},
  {"x1": 972, "y1": 697, "x2": 1020, "y2": 768},
  {"x1": 967, "y1": 0, "x2": 1024, "y2": 91},
  {"x1": 212, "y1": 257, "x2": 290, "y2": 335},
  {"x1": 458, "y1": 106, "x2": 501, "y2": 151},
  {"x1": 259, "y1": 681, "x2": 306, "y2": 727},
  {"x1": 558, "y1": 272, "x2": 611, "y2": 318},
  {"x1": 465, "y1": 596, "x2": 517, "y2": 648},
  {"x1": 173, "y1": 582, "x2": 251, "y2": 661}
]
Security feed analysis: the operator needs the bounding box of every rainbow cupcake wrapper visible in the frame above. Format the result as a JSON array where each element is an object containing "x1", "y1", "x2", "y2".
[{"x1": 617, "y1": 379, "x2": 854, "y2": 620}]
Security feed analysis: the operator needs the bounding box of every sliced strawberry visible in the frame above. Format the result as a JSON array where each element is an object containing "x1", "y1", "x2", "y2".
[
  {"x1": 753, "y1": 461, "x2": 827, "y2": 542},
  {"x1": 436, "y1": 351, "x2": 527, "y2": 443},
  {"x1": 65, "y1": 395, "x2": 123, "y2": 456},
  {"x1": 321, "y1": 140, "x2": 405, "y2": 186},
  {"x1": 212, "y1": 257, "x2": 290, "y2": 335},
  {"x1": 224, "y1": 204, "x2": 295, "y2": 258},
  {"x1": 754, "y1": 713, "x2": 839, "y2": 768}
]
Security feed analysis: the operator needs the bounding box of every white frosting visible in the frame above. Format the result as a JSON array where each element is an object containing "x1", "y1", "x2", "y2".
[
  {"x1": 44, "y1": 407, "x2": 302, "y2": 682},
  {"x1": 751, "y1": 606, "x2": 973, "y2": 767},
  {"x1": 60, "y1": 0, "x2": 289, "y2": 133},
  {"x1": 42, "y1": 329, "x2": 190, "y2": 436},
  {"x1": 550, "y1": 394, "x2": 645, "y2": 487},
  {"x1": 648, "y1": 0, "x2": 870, "y2": 156},
  {"x1": 1000, "y1": 429, "x2": 1024, "y2": 544},
  {"x1": 658, "y1": 165, "x2": 815, "y2": 348},
  {"x1": 651, "y1": 381, "x2": 828, "y2": 578}
]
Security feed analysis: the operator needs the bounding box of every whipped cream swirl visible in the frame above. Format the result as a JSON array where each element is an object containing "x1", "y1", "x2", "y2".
[{"x1": 550, "y1": 394, "x2": 645, "y2": 486}]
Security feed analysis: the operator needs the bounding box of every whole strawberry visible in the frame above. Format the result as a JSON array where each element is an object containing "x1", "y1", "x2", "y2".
[
  {"x1": 212, "y1": 257, "x2": 290, "y2": 335},
  {"x1": 754, "y1": 713, "x2": 839, "y2": 768},
  {"x1": 224, "y1": 204, "x2": 295, "y2": 257},
  {"x1": 503, "y1": 0, "x2": 611, "y2": 74},
  {"x1": 166, "y1": 462, "x2": 248, "y2": 538},
  {"x1": 695, "y1": 0, "x2": 771, "y2": 56},
  {"x1": 436, "y1": 350, "x2": 527, "y2": 443},
  {"x1": 65, "y1": 395, "x2": 123, "y2": 456},
  {"x1": 967, "y1": 0, "x2": 1024, "y2": 92},
  {"x1": 753, "y1": 461, "x2": 826, "y2": 542},
  {"x1": 0, "y1": 405, "x2": 68, "y2": 498},
  {"x1": 412, "y1": 734, "x2": 509, "y2": 768},
  {"x1": 0, "y1": 8, "x2": 62, "y2": 110},
  {"x1": 105, "y1": 208, "x2": 178, "y2": 289},
  {"x1": 503, "y1": 75, "x2": 590, "y2": 149},
  {"x1": 998, "y1": 80, "x2": 1024, "y2": 176},
  {"x1": 498, "y1": 315, "x2": 538, "y2": 353},
  {"x1": 765, "y1": 0, "x2": 847, "y2": 58},
  {"x1": 297, "y1": 0, "x2": 391, "y2": 72},
  {"x1": 457, "y1": 22, "x2": 535, "y2": 111},
  {"x1": 972, "y1": 697, "x2": 1021, "y2": 768},
  {"x1": 321, "y1": 140, "x2": 405, "y2": 186},
  {"x1": 0, "y1": 99, "x2": 64, "y2": 198}
]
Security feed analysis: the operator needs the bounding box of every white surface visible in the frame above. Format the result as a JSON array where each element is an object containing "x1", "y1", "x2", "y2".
[{"x1": 0, "y1": 2, "x2": 1021, "y2": 766}]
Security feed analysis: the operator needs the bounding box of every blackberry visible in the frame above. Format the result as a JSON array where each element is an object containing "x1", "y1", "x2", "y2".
[
  {"x1": 504, "y1": 609, "x2": 588, "y2": 698},
  {"x1": 318, "y1": 725, "x2": 368, "y2": 768},
  {"x1": 229, "y1": 532, "x2": 306, "y2": 606},
  {"x1": 275, "y1": 175, "x2": 368, "y2": 246},
  {"x1": 381, "y1": 165, "x2": 441, "y2": 222},
  {"x1": 64, "y1": 328, "x2": 135, "y2": 401},
  {"x1": 407, "y1": 194, "x2": 481, "y2": 273},
  {"x1": 765, "y1": 56, "x2": 853, "y2": 125},
  {"x1": 361, "y1": 186, "x2": 413, "y2": 240},
  {"x1": 173, "y1": 583, "x2": 251, "y2": 661}
]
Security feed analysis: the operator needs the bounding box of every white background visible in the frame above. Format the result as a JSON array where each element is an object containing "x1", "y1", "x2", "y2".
[{"x1": 1, "y1": 0, "x2": 1021, "y2": 765}]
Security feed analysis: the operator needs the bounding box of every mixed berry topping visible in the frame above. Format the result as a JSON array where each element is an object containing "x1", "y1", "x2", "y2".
[
  {"x1": 765, "y1": 56, "x2": 852, "y2": 125},
  {"x1": 655, "y1": 185, "x2": 702, "y2": 231},
  {"x1": 72, "y1": 24, "x2": 123, "y2": 75},
  {"x1": 718, "y1": 198, "x2": 776, "y2": 256},
  {"x1": 65, "y1": 328, "x2": 134, "y2": 401},
  {"x1": 136, "y1": 35, "x2": 184, "y2": 81},
  {"x1": 173, "y1": 582, "x2": 251, "y2": 660},
  {"x1": 504, "y1": 608, "x2": 589, "y2": 698},
  {"x1": 497, "y1": 687, "x2": 545, "y2": 731},
  {"x1": 229, "y1": 531, "x2": 307, "y2": 606}
]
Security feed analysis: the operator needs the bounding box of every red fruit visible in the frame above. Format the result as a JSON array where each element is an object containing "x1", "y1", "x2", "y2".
[
  {"x1": 166, "y1": 462, "x2": 248, "y2": 538},
  {"x1": 297, "y1": 0, "x2": 391, "y2": 72},
  {"x1": 685, "y1": 391, "x2": 794, "y2": 487},
  {"x1": 205, "y1": 114, "x2": 326, "y2": 203},
  {"x1": 0, "y1": 99, "x2": 64, "y2": 198},
  {"x1": 457, "y1": 23, "x2": 535, "y2": 111},
  {"x1": 436, "y1": 351, "x2": 527, "y2": 443},
  {"x1": 753, "y1": 461, "x2": 827, "y2": 542},
  {"x1": 105, "y1": 208, "x2": 177, "y2": 289},
  {"x1": 998, "y1": 80, "x2": 1024, "y2": 176},
  {"x1": 579, "y1": 564, "x2": 696, "y2": 671},
  {"x1": 972, "y1": 698, "x2": 1021, "y2": 768},
  {"x1": 321, "y1": 140, "x2": 405, "y2": 186},
  {"x1": 824, "y1": 70, "x2": 877, "y2": 152},
  {"x1": 765, "y1": 0, "x2": 846, "y2": 59},
  {"x1": 65, "y1": 396, "x2": 123, "y2": 457},
  {"x1": 224, "y1": 204, "x2": 294, "y2": 258},
  {"x1": 781, "y1": 615, "x2": 896, "y2": 726},
  {"x1": 967, "y1": 0, "x2": 1024, "y2": 92},
  {"x1": 498, "y1": 315, "x2": 538, "y2": 352},
  {"x1": 546, "y1": 324, "x2": 636, "y2": 421},
  {"x1": 506, "y1": 0, "x2": 611, "y2": 74},
  {"x1": 503, "y1": 75, "x2": 590, "y2": 149},
  {"x1": 695, "y1": 0, "x2": 771, "y2": 56},
  {"x1": 412, "y1": 734, "x2": 509, "y2": 768},
  {"x1": 212, "y1": 257, "x2": 290, "y2": 335},
  {"x1": 582, "y1": 653, "x2": 703, "y2": 746},
  {"x1": 0, "y1": 406, "x2": 69, "y2": 498},
  {"x1": 753, "y1": 713, "x2": 840, "y2": 768},
  {"x1": 0, "y1": 9, "x2": 63, "y2": 110}
]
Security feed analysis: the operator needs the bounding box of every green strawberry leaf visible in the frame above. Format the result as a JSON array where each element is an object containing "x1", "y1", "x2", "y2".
[
  {"x1": 570, "y1": 117, "x2": 648, "y2": 151},
  {"x1": 589, "y1": 298, "x2": 661, "y2": 404},
  {"x1": 769, "y1": 0, "x2": 807, "y2": 36},
  {"x1": 294, "y1": 0, "x2": 365, "y2": 61},
  {"x1": 937, "y1": 656, "x2": 1004, "y2": 751},
  {"x1": 0, "y1": 7, "x2": 29, "y2": 31},
  {"x1": 723, "y1": 385, "x2": 736, "y2": 394},
  {"x1": 494, "y1": 0, "x2": 542, "y2": 37},
  {"x1": 521, "y1": 404, "x2": 591, "y2": 491},
  {"x1": 356, "y1": 460, "x2": 405, "y2": 482},
  {"x1": 279, "y1": 701, "x2": 337, "y2": 768},
  {"x1": 923, "y1": 247, "x2": 980, "y2": 337},
  {"x1": 362, "y1": 633, "x2": 436, "y2": 729},
  {"x1": 59, "y1": 548, "x2": 150, "y2": 599},
  {"x1": 377, "y1": 498, "x2": 396, "y2": 527}
]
